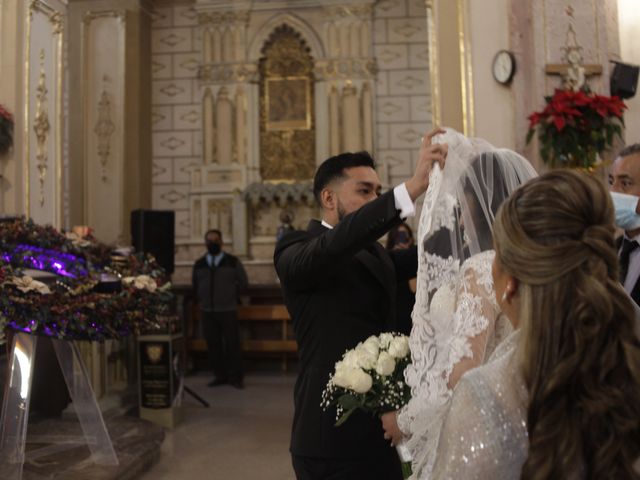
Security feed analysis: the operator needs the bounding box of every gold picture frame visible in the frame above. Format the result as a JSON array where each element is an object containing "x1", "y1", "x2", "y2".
[{"x1": 265, "y1": 76, "x2": 311, "y2": 131}]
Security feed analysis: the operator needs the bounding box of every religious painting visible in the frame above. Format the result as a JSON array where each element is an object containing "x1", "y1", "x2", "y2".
[
  {"x1": 265, "y1": 77, "x2": 311, "y2": 131},
  {"x1": 259, "y1": 24, "x2": 316, "y2": 181}
]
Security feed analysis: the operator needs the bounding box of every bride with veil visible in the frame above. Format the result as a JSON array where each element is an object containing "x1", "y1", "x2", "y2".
[{"x1": 381, "y1": 128, "x2": 537, "y2": 479}]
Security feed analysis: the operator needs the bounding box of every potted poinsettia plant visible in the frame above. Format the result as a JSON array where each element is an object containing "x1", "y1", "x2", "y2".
[
  {"x1": 526, "y1": 88, "x2": 626, "y2": 169},
  {"x1": 0, "y1": 104, "x2": 14, "y2": 156}
]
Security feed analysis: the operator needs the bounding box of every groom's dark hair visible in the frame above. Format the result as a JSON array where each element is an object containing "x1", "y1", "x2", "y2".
[{"x1": 313, "y1": 152, "x2": 376, "y2": 204}]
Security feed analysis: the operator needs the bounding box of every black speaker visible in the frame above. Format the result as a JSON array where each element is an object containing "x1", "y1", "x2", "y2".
[
  {"x1": 610, "y1": 61, "x2": 639, "y2": 99},
  {"x1": 131, "y1": 209, "x2": 175, "y2": 274}
]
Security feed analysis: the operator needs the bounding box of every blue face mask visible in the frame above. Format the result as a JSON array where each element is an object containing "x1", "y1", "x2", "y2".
[{"x1": 610, "y1": 191, "x2": 640, "y2": 230}]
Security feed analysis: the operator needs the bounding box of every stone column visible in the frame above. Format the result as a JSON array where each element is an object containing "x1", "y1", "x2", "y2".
[{"x1": 67, "y1": 0, "x2": 152, "y2": 244}]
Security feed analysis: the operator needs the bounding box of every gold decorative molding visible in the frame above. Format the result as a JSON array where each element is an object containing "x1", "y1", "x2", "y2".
[
  {"x1": 425, "y1": 0, "x2": 441, "y2": 128},
  {"x1": 25, "y1": 0, "x2": 65, "y2": 218},
  {"x1": 94, "y1": 81, "x2": 116, "y2": 181},
  {"x1": 83, "y1": 10, "x2": 125, "y2": 25},
  {"x1": 29, "y1": 0, "x2": 64, "y2": 33},
  {"x1": 33, "y1": 50, "x2": 50, "y2": 207},
  {"x1": 457, "y1": 0, "x2": 474, "y2": 136}
]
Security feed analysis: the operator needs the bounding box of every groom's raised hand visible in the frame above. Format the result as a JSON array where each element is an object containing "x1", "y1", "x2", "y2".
[{"x1": 405, "y1": 127, "x2": 448, "y2": 202}]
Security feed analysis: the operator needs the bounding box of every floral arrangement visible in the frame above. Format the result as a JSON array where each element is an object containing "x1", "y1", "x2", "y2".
[
  {"x1": 0, "y1": 218, "x2": 172, "y2": 343},
  {"x1": 0, "y1": 104, "x2": 14, "y2": 156},
  {"x1": 526, "y1": 88, "x2": 626, "y2": 169},
  {"x1": 321, "y1": 332, "x2": 413, "y2": 478}
]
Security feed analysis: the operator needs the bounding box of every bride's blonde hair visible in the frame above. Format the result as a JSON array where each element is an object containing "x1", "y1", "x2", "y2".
[{"x1": 493, "y1": 169, "x2": 640, "y2": 479}]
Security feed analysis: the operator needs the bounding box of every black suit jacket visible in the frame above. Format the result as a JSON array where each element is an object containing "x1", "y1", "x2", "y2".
[
  {"x1": 274, "y1": 190, "x2": 416, "y2": 459},
  {"x1": 617, "y1": 235, "x2": 640, "y2": 306}
]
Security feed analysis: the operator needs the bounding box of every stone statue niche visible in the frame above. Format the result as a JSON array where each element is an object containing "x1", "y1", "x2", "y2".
[
  {"x1": 190, "y1": 8, "x2": 377, "y2": 284},
  {"x1": 258, "y1": 24, "x2": 316, "y2": 181},
  {"x1": 242, "y1": 24, "x2": 319, "y2": 261}
]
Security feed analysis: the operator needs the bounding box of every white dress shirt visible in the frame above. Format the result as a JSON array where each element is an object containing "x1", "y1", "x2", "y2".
[
  {"x1": 622, "y1": 233, "x2": 640, "y2": 294},
  {"x1": 321, "y1": 183, "x2": 416, "y2": 229}
]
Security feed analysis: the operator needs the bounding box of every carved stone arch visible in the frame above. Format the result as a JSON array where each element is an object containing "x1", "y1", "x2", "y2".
[
  {"x1": 258, "y1": 24, "x2": 316, "y2": 182},
  {"x1": 248, "y1": 12, "x2": 325, "y2": 62}
]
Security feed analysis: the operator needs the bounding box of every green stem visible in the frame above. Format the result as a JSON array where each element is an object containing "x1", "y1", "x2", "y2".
[{"x1": 401, "y1": 461, "x2": 413, "y2": 479}]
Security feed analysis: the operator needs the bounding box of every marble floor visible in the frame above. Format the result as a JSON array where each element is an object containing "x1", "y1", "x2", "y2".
[{"x1": 139, "y1": 372, "x2": 297, "y2": 480}]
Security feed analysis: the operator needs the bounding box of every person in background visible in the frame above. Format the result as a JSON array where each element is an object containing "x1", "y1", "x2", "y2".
[
  {"x1": 386, "y1": 222, "x2": 417, "y2": 335},
  {"x1": 609, "y1": 143, "x2": 640, "y2": 305},
  {"x1": 192, "y1": 229, "x2": 248, "y2": 389}
]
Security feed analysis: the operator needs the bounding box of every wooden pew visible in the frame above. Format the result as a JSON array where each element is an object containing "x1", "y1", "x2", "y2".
[{"x1": 185, "y1": 304, "x2": 297, "y2": 372}]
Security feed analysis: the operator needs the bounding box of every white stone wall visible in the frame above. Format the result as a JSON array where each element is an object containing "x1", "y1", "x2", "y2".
[
  {"x1": 373, "y1": 0, "x2": 430, "y2": 230},
  {"x1": 150, "y1": 0, "x2": 431, "y2": 283},
  {"x1": 151, "y1": 4, "x2": 201, "y2": 246},
  {"x1": 617, "y1": 0, "x2": 640, "y2": 143}
]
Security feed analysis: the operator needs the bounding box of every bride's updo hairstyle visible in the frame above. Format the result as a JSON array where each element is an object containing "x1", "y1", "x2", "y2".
[{"x1": 493, "y1": 169, "x2": 640, "y2": 479}]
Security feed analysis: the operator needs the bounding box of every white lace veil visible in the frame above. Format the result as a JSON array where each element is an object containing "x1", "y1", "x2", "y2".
[
  {"x1": 417, "y1": 130, "x2": 538, "y2": 297},
  {"x1": 401, "y1": 128, "x2": 538, "y2": 479}
]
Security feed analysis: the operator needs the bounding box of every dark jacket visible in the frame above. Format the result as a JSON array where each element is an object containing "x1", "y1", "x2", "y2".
[
  {"x1": 274, "y1": 190, "x2": 417, "y2": 459},
  {"x1": 192, "y1": 252, "x2": 248, "y2": 312}
]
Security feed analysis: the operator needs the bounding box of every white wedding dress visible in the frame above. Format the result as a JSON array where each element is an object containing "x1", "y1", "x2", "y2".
[
  {"x1": 431, "y1": 330, "x2": 530, "y2": 479},
  {"x1": 398, "y1": 249, "x2": 513, "y2": 479},
  {"x1": 397, "y1": 133, "x2": 538, "y2": 479}
]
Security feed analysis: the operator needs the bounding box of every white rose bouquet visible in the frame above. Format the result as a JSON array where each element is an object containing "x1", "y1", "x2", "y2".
[{"x1": 321, "y1": 332, "x2": 413, "y2": 478}]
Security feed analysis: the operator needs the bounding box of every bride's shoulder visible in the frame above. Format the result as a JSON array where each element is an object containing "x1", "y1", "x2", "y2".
[
  {"x1": 461, "y1": 250, "x2": 495, "y2": 272},
  {"x1": 458, "y1": 250, "x2": 495, "y2": 291}
]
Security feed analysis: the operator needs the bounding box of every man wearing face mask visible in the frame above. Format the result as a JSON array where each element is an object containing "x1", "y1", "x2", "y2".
[
  {"x1": 192, "y1": 229, "x2": 248, "y2": 388},
  {"x1": 609, "y1": 143, "x2": 640, "y2": 305}
]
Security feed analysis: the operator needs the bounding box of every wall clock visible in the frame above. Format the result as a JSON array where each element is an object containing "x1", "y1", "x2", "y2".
[{"x1": 492, "y1": 50, "x2": 516, "y2": 85}]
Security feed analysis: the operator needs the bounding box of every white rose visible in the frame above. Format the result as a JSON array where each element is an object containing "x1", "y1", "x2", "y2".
[
  {"x1": 64, "y1": 231, "x2": 92, "y2": 248},
  {"x1": 348, "y1": 368, "x2": 373, "y2": 394},
  {"x1": 362, "y1": 336, "x2": 380, "y2": 357},
  {"x1": 134, "y1": 274, "x2": 157, "y2": 292},
  {"x1": 124, "y1": 275, "x2": 158, "y2": 293},
  {"x1": 388, "y1": 336, "x2": 409, "y2": 359},
  {"x1": 379, "y1": 332, "x2": 394, "y2": 349},
  {"x1": 342, "y1": 350, "x2": 359, "y2": 369},
  {"x1": 354, "y1": 344, "x2": 377, "y2": 370},
  {"x1": 375, "y1": 351, "x2": 396, "y2": 376},
  {"x1": 332, "y1": 361, "x2": 351, "y2": 389}
]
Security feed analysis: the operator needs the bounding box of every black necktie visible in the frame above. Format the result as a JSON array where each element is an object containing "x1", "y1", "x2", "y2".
[{"x1": 619, "y1": 238, "x2": 639, "y2": 283}]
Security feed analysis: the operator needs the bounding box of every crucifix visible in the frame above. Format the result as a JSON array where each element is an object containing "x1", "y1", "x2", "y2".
[{"x1": 545, "y1": 6, "x2": 602, "y2": 91}]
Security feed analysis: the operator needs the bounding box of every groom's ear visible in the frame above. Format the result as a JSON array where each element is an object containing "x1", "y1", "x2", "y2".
[{"x1": 321, "y1": 188, "x2": 335, "y2": 211}]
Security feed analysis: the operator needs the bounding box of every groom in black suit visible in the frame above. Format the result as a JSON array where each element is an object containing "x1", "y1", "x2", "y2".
[{"x1": 274, "y1": 130, "x2": 447, "y2": 480}]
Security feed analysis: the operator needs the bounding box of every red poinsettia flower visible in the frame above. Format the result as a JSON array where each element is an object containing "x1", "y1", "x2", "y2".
[
  {"x1": 607, "y1": 96, "x2": 626, "y2": 117},
  {"x1": 590, "y1": 95, "x2": 611, "y2": 117},
  {"x1": 527, "y1": 87, "x2": 626, "y2": 168},
  {"x1": 528, "y1": 112, "x2": 543, "y2": 128},
  {"x1": 552, "y1": 114, "x2": 566, "y2": 131},
  {"x1": 572, "y1": 90, "x2": 591, "y2": 106}
]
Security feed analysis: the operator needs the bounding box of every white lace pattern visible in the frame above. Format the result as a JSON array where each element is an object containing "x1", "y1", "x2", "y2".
[{"x1": 400, "y1": 250, "x2": 510, "y2": 479}]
